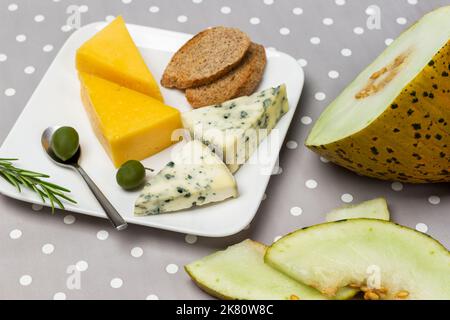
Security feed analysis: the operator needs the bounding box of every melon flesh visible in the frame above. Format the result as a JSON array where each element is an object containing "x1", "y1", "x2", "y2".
[
  {"x1": 265, "y1": 219, "x2": 450, "y2": 300},
  {"x1": 185, "y1": 240, "x2": 356, "y2": 300},
  {"x1": 307, "y1": 6, "x2": 450, "y2": 183},
  {"x1": 326, "y1": 198, "x2": 390, "y2": 222}
]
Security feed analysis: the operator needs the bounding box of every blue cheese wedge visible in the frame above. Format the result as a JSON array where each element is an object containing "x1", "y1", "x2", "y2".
[
  {"x1": 135, "y1": 141, "x2": 238, "y2": 216},
  {"x1": 181, "y1": 84, "x2": 289, "y2": 173}
]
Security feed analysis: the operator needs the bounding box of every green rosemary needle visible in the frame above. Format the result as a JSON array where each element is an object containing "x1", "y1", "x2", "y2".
[{"x1": 0, "y1": 158, "x2": 76, "y2": 212}]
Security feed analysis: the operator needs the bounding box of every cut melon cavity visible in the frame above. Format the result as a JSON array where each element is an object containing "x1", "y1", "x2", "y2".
[
  {"x1": 265, "y1": 219, "x2": 450, "y2": 300},
  {"x1": 307, "y1": 6, "x2": 450, "y2": 183},
  {"x1": 185, "y1": 240, "x2": 357, "y2": 300},
  {"x1": 326, "y1": 198, "x2": 390, "y2": 222}
]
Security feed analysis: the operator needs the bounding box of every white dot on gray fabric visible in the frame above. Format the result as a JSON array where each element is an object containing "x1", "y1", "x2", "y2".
[
  {"x1": 290, "y1": 207, "x2": 303, "y2": 216},
  {"x1": 341, "y1": 48, "x2": 352, "y2": 56},
  {"x1": 315, "y1": 92, "x2": 326, "y2": 101},
  {"x1": 110, "y1": 278, "x2": 123, "y2": 288},
  {"x1": 185, "y1": 235, "x2": 198, "y2": 244},
  {"x1": 42, "y1": 244, "x2": 55, "y2": 255},
  {"x1": 396, "y1": 17, "x2": 407, "y2": 25},
  {"x1": 293, "y1": 7, "x2": 303, "y2": 15},
  {"x1": 280, "y1": 28, "x2": 290, "y2": 35},
  {"x1": 220, "y1": 6, "x2": 231, "y2": 14},
  {"x1": 391, "y1": 182, "x2": 403, "y2": 192},
  {"x1": 341, "y1": 193, "x2": 354, "y2": 203},
  {"x1": 131, "y1": 247, "x2": 144, "y2": 258},
  {"x1": 310, "y1": 37, "x2": 321, "y2": 45},
  {"x1": 301, "y1": 116, "x2": 312, "y2": 125},
  {"x1": 43, "y1": 44, "x2": 54, "y2": 52},
  {"x1": 19, "y1": 275, "x2": 32, "y2": 286},
  {"x1": 4, "y1": 88, "x2": 16, "y2": 97},
  {"x1": 53, "y1": 292, "x2": 66, "y2": 300},
  {"x1": 305, "y1": 180, "x2": 318, "y2": 189},
  {"x1": 428, "y1": 196, "x2": 440, "y2": 205},
  {"x1": 297, "y1": 58, "x2": 307, "y2": 67},
  {"x1": 8, "y1": 3, "x2": 18, "y2": 11},
  {"x1": 328, "y1": 70, "x2": 339, "y2": 79},
  {"x1": 353, "y1": 27, "x2": 364, "y2": 35},
  {"x1": 76, "y1": 261, "x2": 88, "y2": 272},
  {"x1": 63, "y1": 215, "x2": 76, "y2": 225},
  {"x1": 177, "y1": 15, "x2": 188, "y2": 23},
  {"x1": 166, "y1": 264, "x2": 179, "y2": 274},
  {"x1": 323, "y1": 18, "x2": 334, "y2": 26},
  {"x1": 9, "y1": 229, "x2": 22, "y2": 240},
  {"x1": 286, "y1": 141, "x2": 298, "y2": 149},
  {"x1": 34, "y1": 15, "x2": 45, "y2": 22},
  {"x1": 250, "y1": 17, "x2": 260, "y2": 25},
  {"x1": 96, "y1": 230, "x2": 109, "y2": 241},
  {"x1": 16, "y1": 34, "x2": 26, "y2": 42},
  {"x1": 24, "y1": 66, "x2": 35, "y2": 74}
]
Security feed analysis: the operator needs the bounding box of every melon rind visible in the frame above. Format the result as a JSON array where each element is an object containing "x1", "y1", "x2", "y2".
[
  {"x1": 306, "y1": 7, "x2": 450, "y2": 183},
  {"x1": 265, "y1": 219, "x2": 450, "y2": 300}
]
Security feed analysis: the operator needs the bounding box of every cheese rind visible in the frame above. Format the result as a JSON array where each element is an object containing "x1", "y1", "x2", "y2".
[
  {"x1": 79, "y1": 72, "x2": 181, "y2": 167},
  {"x1": 181, "y1": 85, "x2": 289, "y2": 173},
  {"x1": 76, "y1": 16, "x2": 163, "y2": 101},
  {"x1": 134, "y1": 141, "x2": 238, "y2": 216}
]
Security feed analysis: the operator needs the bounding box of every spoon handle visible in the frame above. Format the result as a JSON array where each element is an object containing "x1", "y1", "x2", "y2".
[{"x1": 74, "y1": 165, "x2": 128, "y2": 231}]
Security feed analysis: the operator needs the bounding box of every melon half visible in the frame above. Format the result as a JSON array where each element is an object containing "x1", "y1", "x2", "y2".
[{"x1": 306, "y1": 6, "x2": 450, "y2": 183}]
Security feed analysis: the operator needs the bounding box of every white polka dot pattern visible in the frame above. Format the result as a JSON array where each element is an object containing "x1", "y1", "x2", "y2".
[
  {"x1": 96, "y1": 230, "x2": 109, "y2": 241},
  {"x1": 0, "y1": 0, "x2": 448, "y2": 301},
  {"x1": 166, "y1": 264, "x2": 179, "y2": 274},
  {"x1": 53, "y1": 292, "x2": 66, "y2": 300},
  {"x1": 110, "y1": 278, "x2": 123, "y2": 289},
  {"x1": 42, "y1": 244, "x2": 55, "y2": 255},
  {"x1": 131, "y1": 247, "x2": 144, "y2": 258},
  {"x1": 76, "y1": 261, "x2": 88, "y2": 272},
  {"x1": 185, "y1": 235, "x2": 198, "y2": 244}
]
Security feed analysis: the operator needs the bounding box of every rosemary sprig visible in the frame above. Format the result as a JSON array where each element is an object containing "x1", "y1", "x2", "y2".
[{"x1": 0, "y1": 158, "x2": 76, "y2": 212}]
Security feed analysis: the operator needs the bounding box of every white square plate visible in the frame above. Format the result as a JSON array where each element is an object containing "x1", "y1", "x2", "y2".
[{"x1": 0, "y1": 22, "x2": 304, "y2": 237}]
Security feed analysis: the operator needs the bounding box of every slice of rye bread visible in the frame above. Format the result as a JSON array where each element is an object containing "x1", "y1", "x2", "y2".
[
  {"x1": 185, "y1": 43, "x2": 267, "y2": 108},
  {"x1": 161, "y1": 27, "x2": 251, "y2": 89}
]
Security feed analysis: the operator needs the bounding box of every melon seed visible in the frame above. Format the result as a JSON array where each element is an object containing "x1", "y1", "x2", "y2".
[
  {"x1": 364, "y1": 292, "x2": 380, "y2": 300},
  {"x1": 395, "y1": 290, "x2": 410, "y2": 299}
]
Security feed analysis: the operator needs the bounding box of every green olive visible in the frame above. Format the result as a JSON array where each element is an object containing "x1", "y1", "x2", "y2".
[
  {"x1": 116, "y1": 160, "x2": 146, "y2": 190},
  {"x1": 51, "y1": 127, "x2": 80, "y2": 161}
]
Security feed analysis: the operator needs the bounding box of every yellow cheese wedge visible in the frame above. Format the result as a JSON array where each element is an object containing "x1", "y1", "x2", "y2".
[
  {"x1": 76, "y1": 16, "x2": 164, "y2": 102},
  {"x1": 79, "y1": 72, "x2": 181, "y2": 167}
]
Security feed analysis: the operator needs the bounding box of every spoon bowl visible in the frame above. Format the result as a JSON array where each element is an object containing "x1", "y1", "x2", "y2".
[
  {"x1": 41, "y1": 126, "x2": 128, "y2": 231},
  {"x1": 41, "y1": 126, "x2": 81, "y2": 168}
]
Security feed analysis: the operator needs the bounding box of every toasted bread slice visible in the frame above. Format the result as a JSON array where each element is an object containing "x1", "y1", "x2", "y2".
[
  {"x1": 161, "y1": 27, "x2": 251, "y2": 89},
  {"x1": 186, "y1": 43, "x2": 266, "y2": 108}
]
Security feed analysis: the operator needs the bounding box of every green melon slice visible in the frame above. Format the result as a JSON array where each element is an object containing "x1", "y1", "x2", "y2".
[
  {"x1": 306, "y1": 6, "x2": 450, "y2": 183},
  {"x1": 185, "y1": 240, "x2": 356, "y2": 300},
  {"x1": 326, "y1": 198, "x2": 390, "y2": 222},
  {"x1": 265, "y1": 219, "x2": 450, "y2": 300}
]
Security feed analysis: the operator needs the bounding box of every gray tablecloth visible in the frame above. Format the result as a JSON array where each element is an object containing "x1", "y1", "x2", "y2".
[{"x1": 1, "y1": 0, "x2": 449, "y2": 300}]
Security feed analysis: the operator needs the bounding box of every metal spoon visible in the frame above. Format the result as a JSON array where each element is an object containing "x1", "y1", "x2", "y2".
[{"x1": 41, "y1": 126, "x2": 128, "y2": 231}]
